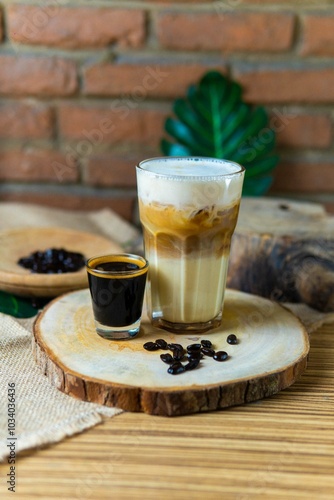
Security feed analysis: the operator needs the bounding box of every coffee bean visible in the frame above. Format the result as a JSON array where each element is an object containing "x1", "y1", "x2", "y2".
[
  {"x1": 201, "y1": 347, "x2": 215, "y2": 357},
  {"x1": 155, "y1": 338, "x2": 168, "y2": 349},
  {"x1": 227, "y1": 334, "x2": 238, "y2": 345},
  {"x1": 17, "y1": 248, "x2": 85, "y2": 274},
  {"x1": 168, "y1": 343, "x2": 184, "y2": 351},
  {"x1": 184, "y1": 358, "x2": 200, "y2": 371},
  {"x1": 173, "y1": 349, "x2": 185, "y2": 361},
  {"x1": 187, "y1": 351, "x2": 202, "y2": 360},
  {"x1": 143, "y1": 341, "x2": 159, "y2": 351},
  {"x1": 168, "y1": 362, "x2": 186, "y2": 375},
  {"x1": 143, "y1": 337, "x2": 232, "y2": 376},
  {"x1": 187, "y1": 343, "x2": 202, "y2": 352},
  {"x1": 214, "y1": 351, "x2": 228, "y2": 362},
  {"x1": 160, "y1": 353, "x2": 174, "y2": 365}
]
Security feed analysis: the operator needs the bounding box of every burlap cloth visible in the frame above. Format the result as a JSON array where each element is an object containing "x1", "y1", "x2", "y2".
[{"x1": 0, "y1": 202, "x2": 333, "y2": 462}]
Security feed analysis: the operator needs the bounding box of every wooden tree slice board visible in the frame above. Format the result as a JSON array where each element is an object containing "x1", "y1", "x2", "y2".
[{"x1": 33, "y1": 288, "x2": 309, "y2": 417}]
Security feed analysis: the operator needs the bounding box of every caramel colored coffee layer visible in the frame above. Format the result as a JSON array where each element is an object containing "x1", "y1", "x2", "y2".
[{"x1": 139, "y1": 200, "x2": 240, "y2": 258}]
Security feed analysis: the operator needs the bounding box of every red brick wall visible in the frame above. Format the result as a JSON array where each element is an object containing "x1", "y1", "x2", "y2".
[{"x1": 0, "y1": 1, "x2": 333, "y2": 220}]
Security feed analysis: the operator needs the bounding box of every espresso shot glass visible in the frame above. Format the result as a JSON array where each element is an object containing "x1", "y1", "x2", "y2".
[{"x1": 86, "y1": 254, "x2": 149, "y2": 340}]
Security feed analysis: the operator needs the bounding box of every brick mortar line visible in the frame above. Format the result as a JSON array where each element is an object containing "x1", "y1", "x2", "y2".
[
  {"x1": 0, "y1": 42, "x2": 114, "y2": 60},
  {"x1": 0, "y1": 140, "x2": 55, "y2": 148},
  {"x1": 51, "y1": 98, "x2": 63, "y2": 162},
  {"x1": 0, "y1": 96, "x2": 174, "y2": 108},
  {"x1": 290, "y1": 7, "x2": 303, "y2": 54},
  {"x1": 2, "y1": 37, "x2": 334, "y2": 66},
  {"x1": 230, "y1": 58, "x2": 334, "y2": 70},
  {"x1": 1, "y1": 142, "x2": 334, "y2": 158},
  {"x1": 115, "y1": 52, "x2": 334, "y2": 66},
  {"x1": 1, "y1": 1, "x2": 333, "y2": 14},
  {"x1": 4, "y1": 145, "x2": 333, "y2": 158},
  {"x1": 1, "y1": 98, "x2": 334, "y2": 114},
  {"x1": 1, "y1": 94, "x2": 334, "y2": 111},
  {"x1": 3, "y1": 44, "x2": 334, "y2": 70},
  {"x1": 0, "y1": 100, "x2": 334, "y2": 119},
  {"x1": 1, "y1": 104, "x2": 334, "y2": 122}
]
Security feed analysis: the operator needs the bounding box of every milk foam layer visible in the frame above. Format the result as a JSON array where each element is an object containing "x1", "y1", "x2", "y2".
[{"x1": 136, "y1": 157, "x2": 244, "y2": 208}]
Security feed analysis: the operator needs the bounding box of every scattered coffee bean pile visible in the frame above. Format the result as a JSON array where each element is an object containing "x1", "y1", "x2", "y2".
[
  {"x1": 18, "y1": 248, "x2": 85, "y2": 274},
  {"x1": 143, "y1": 335, "x2": 238, "y2": 375}
]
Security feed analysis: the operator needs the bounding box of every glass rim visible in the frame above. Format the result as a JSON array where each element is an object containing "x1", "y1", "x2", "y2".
[
  {"x1": 86, "y1": 253, "x2": 149, "y2": 278},
  {"x1": 136, "y1": 156, "x2": 245, "y2": 179}
]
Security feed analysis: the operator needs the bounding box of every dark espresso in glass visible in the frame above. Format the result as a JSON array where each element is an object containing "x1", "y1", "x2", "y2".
[{"x1": 86, "y1": 254, "x2": 149, "y2": 340}]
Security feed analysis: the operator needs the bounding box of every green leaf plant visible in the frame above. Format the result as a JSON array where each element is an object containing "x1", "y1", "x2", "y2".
[
  {"x1": 161, "y1": 71, "x2": 279, "y2": 196},
  {"x1": 0, "y1": 291, "x2": 39, "y2": 318}
]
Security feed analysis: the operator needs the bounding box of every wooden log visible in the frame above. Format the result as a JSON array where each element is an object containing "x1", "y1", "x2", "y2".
[
  {"x1": 33, "y1": 288, "x2": 309, "y2": 417},
  {"x1": 227, "y1": 197, "x2": 334, "y2": 312}
]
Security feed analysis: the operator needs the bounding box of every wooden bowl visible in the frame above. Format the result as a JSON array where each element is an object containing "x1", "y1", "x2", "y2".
[{"x1": 0, "y1": 227, "x2": 122, "y2": 297}]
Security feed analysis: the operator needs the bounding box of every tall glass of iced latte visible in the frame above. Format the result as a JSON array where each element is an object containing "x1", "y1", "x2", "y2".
[{"x1": 136, "y1": 157, "x2": 244, "y2": 333}]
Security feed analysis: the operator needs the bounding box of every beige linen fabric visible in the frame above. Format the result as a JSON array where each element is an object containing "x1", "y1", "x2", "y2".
[
  {"x1": 285, "y1": 303, "x2": 334, "y2": 333},
  {"x1": 0, "y1": 202, "x2": 333, "y2": 461},
  {"x1": 0, "y1": 314, "x2": 123, "y2": 461},
  {"x1": 0, "y1": 202, "x2": 140, "y2": 248}
]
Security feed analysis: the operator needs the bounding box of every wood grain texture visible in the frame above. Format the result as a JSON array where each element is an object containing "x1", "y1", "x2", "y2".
[
  {"x1": 1, "y1": 323, "x2": 332, "y2": 500},
  {"x1": 228, "y1": 197, "x2": 334, "y2": 312},
  {"x1": 33, "y1": 288, "x2": 309, "y2": 416}
]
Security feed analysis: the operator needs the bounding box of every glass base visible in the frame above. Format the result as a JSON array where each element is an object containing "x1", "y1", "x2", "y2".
[
  {"x1": 94, "y1": 319, "x2": 140, "y2": 340},
  {"x1": 151, "y1": 312, "x2": 222, "y2": 334}
]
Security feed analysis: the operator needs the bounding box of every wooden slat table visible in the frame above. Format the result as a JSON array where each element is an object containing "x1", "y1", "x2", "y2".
[{"x1": 3, "y1": 323, "x2": 334, "y2": 499}]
